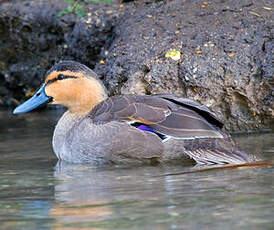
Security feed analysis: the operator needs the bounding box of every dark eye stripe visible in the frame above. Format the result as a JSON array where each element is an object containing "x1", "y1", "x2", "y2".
[{"x1": 46, "y1": 75, "x2": 78, "y2": 85}]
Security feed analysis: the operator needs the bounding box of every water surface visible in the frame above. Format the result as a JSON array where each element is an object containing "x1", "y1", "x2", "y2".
[{"x1": 0, "y1": 110, "x2": 273, "y2": 230}]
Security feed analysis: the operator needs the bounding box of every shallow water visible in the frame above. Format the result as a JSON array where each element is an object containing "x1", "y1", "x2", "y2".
[{"x1": 0, "y1": 110, "x2": 273, "y2": 230}]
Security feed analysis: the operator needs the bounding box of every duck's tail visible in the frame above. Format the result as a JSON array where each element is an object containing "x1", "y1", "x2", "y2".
[{"x1": 184, "y1": 148, "x2": 260, "y2": 165}]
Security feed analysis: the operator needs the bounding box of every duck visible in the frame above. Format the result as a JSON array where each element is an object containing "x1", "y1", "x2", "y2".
[{"x1": 13, "y1": 60, "x2": 256, "y2": 165}]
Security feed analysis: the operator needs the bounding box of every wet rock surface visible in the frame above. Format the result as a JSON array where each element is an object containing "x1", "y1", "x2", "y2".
[{"x1": 0, "y1": 0, "x2": 273, "y2": 131}]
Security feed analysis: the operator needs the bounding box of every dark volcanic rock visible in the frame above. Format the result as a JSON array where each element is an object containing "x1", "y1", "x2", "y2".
[{"x1": 0, "y1": 0, "x2": 273, "y2": 131}]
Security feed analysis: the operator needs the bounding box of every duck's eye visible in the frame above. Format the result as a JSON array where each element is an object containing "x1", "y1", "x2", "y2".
[{"x1": 58, "y1": 74, "x2": 65, "y2": 80}]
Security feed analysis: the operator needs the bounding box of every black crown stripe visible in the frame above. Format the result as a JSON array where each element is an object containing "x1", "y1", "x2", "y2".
[{"x1": 46, "y1": 75, "x2": 78, "y2": 85}]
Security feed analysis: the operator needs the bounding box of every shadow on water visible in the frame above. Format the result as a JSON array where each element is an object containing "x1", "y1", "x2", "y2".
[{"x1": 0, "y1": 110, "x2": 273, "y2": 230}]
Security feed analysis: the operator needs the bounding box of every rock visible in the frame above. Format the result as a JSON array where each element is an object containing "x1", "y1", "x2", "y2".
[
  {"x1": 95, "y1": 0, "x2": 274, "y2": 131},
  {"x1": 0, "y1": 0, "x2": 121, "y2": 104},
  {"x1": 0, "y1": 0, "x2": 273, "y2": 131}
]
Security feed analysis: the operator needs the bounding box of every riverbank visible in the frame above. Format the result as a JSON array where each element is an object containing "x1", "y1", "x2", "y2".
[{"x1": 0, "y1": 0, "x2": 273, "y2": 131}]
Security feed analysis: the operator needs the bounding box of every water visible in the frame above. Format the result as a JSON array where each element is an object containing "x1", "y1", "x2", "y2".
[{"x1": 0, "y1": 110, "x2": 273, "y2": 230}]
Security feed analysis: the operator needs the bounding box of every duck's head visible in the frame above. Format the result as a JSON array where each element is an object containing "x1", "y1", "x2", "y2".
[{"x1": 13, "y1": 61, "x2": 108, "y2": 115}]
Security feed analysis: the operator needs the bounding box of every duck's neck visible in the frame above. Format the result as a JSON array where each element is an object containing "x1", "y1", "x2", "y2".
[{"x1": 52, "y1": 111, "x2": 84, "y2": 160}]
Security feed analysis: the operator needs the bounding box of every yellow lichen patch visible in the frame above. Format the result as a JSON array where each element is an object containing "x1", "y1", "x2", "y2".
[
  {"x1": 201, "y1": 2, "x2": 209, "y2": 8},
  {"x1": 165, "y1": 49, "x2": 181, "y2": 61}
]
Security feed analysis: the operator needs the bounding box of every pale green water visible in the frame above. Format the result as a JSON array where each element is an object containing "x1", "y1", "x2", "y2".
[{"x1": 0, "y1": 110, "x2": 273, "y2": 230}]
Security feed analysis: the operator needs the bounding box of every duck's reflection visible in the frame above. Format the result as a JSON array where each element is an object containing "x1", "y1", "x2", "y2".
[
  {"x1": 51, "y1": 162, "x2": 115, "y2": 229},
  {"x1": 50, "y1": 161, "x2": 183, "y2": 230},
  {"x1": 49, "y1": 157, "x2": 274, "y2": 230},
  {"x1": 50, "y1": 161, "x2": 235, "y2": 230}
]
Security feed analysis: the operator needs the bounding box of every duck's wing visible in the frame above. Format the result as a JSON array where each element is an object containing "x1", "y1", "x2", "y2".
[
  {"x1": 89, "y1": 94, "x2": 223, "y2": 139},
  {"x1": 156, "y1": 94, "x2": 223, "y2": 128},
  {"x1": 88, "y1": 94, "x2": 254, "y2": 164}
]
